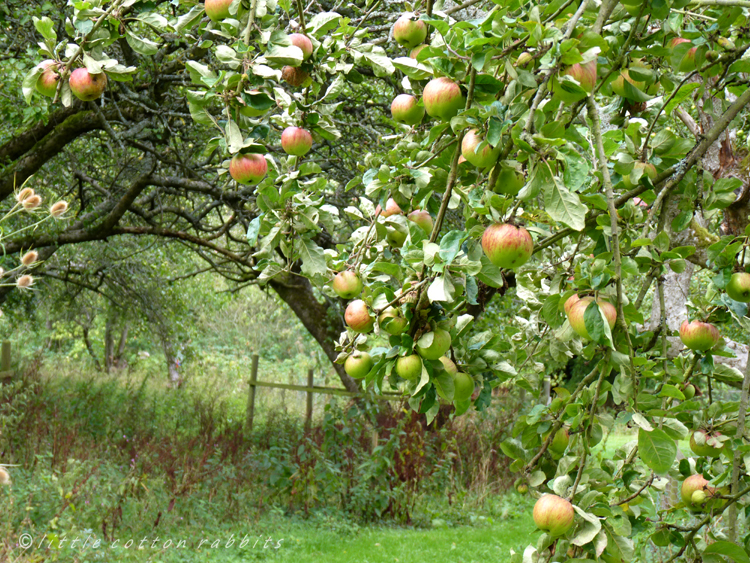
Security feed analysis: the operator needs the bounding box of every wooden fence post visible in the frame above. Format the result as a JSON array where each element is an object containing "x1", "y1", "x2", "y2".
[
  {"x1": 246, "y1": 354, "x2": 259, "y2": 433},
  {"x1": 1, "y1": 342, "x2": 10, "y2": 375},
  {"x1": 305, "y1": 369, "x2": 314, "y2": 431}
]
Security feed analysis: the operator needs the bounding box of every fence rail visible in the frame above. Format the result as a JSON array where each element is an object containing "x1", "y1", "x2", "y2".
[{"x1": 245, "y1": 354, "x2": 403, "y2": 431}]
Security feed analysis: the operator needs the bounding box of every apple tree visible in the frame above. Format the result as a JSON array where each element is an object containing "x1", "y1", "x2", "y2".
[{"x1": 9, "y1": 0, "x2": 750, "y2": 558}]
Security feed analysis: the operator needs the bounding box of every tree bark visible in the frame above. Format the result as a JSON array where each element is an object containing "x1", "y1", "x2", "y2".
[{"x1": 270, "y1": 273, "x2": 360, "y2": 393}]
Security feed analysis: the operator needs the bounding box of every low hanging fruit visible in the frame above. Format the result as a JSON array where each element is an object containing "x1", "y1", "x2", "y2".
[
  {"x1": 726, "y1": 272, "x2": 750, "y2": 302},
  {"x1": 621, "y1": 161, "x2": 657, "y2": 189},
  {"x1": 378, "y1": 308, "x2": 408, "y2": 336},
  {"x1": 345, "y1": 300, "x2": 374, "y2": 333},
  {"x1": 689, "y1": 429, "x2": 724, "y2": 458},
  {"x1": 392, "y1": 15, "x2": 427, "y2": 49},
  {"x1": 289, "y1": 33, "x2": 314, "y2": 61},
  {"x1": 481, "y1": 223, "x2": 534, "y2": 270},
  {"x1": 533, "y1": 494, "x2": 575, "y2": 537},
  {"x1": 567, "y1": 299, "x2": 617, "y2": 340},
  {"x1": 229, "y1": 153, "x2": 268, "y2": 185},
  {"x1": 35, "y1": 60, "x2": 60, "y2": 97},
  {"x1": 390, "y1": 94, "x2": 425, "y2": 126},
  {"x1": 281, "y1": 127, "x2": 313, "y2": 156},
  {"x1": 344, "y1": 351, "x2": 373, "y2": 379},
  {"x1": 551, "y1": 60, "x2": 597, "y2": 105},
  {"x1": 395, "y1": 354, "x2": 422, "y2": 380},
  {"x1": 332, "y1": 271, "x2": 363, "y2": 299},
  {"x1": 416, "y1": 328, "x2": 451, "y2": 360},
  {"x1": 461, "y1": 129, "x2": 500, "y2": 169},
  {"x1": 452, "y1": 371, "x2": 475, "y2": 402},
  {"x1": 204, "y1": 0, "x2": 233, "y2": 22},
  {"x1": 69, "y1": 68, "x2": 107, "y2": 101},
  {"x1": 407, "y1": 210, "x2": 433, "y2": 234},
  {"x1": 679, "y1": 320, "x2": 720, "y2": 352},
  {"x1": 422, "y1": 77, "x2": 465, "y2": 121},
  {"x1": 281, "y1": 66, "x2": 309, "y2": 87}
]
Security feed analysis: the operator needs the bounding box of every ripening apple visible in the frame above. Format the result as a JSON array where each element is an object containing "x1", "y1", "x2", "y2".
[
  {"x1": 35, "y1": 60, "x2": 60, "y2": 97},
  {"x1": 395, "y1": 354, "x2": 422, "y2": 380},
  {"x1": 568, "y1": 299, "x2": 617, "y2": 340},
  {"x1": 492, "y1": 164, "x2": 525, "y2": 196},
  {"x1": 683, "y1": 383, "x2": 696, "y2": 399},
  {"x1": 552, "y1": 60, "x2": 597, "y2": 104},
  {"x1": 679, "y1": 320, "x2": 720, "y2": 352},
  {"x1": 281, "y1": 127, "x2": 313, "y2": 156},
  {"x1": 622, "y1": 161, "x2": 657, "y2": 189},
  {"x1": 669, "y1": 38, "x2": 698, "y2": 72},
  {"x1": 378, "y1": 308, "x2": 408, "y2": 336},
  {"x1": 516, "y1": 52, "x2": 533, "y2": 67},
  {"x1": 416, "y1": 328, "x2": 452, "y2": 360},
  {"x1": 392, "y1": 15, "x2": 427, "y2": 49},
  {"x1": 726, "y1": 272, "x2": 750, "y2": 302},
  {"x1": 391, "y1": 94, "x2": 425, "y2": 126},
  {"x1": 681, "y1": 474, "x2": 711, "y2": 510},
  {"x1": 533, "y1": 494, "x2": 575, "y2": 537},
  {"x1": 690, "y1": 429, "x2": 724, "y2": 458},
  {"x1": 410, "y1": 45, "x2": 428, "y2": 59},
  {"x1": 378, "y1": 198, "x2": 403, "y2": 217},
  {"x1": 461, "y1": 129, "x2": 500, "y2": 169},
  {"x1": 611, "y1": 69, "x2": 646, "y2": 97},
  {"x1": 204, "y1": 0, "x2": 233, "y2": 22},
  {"x1": 407, "y1": 210, "x2": 433, "y2": 234},
  {"x1": 386, "y1": 224, "x2": 408, "y2": 248},
  {"x1": 453, "y1": 372, "x2": 475, "y2": 402},
  {"x1": 345, "y1": 300, "x2": 374, "y2": 333},
  {"x1": 281, "y1": 66, "x2": 309, "y2": 87},
  {"x1": 69, "y1": 68, "x2": 107, "y2": 101},
  {"x1": 481, "y1": 223, "x2": 534, "y2": 270},
  {"x1": 229, "y1": 153, "x2": 268, "y2": 185},
  {"x1": 345, "y1": 351, "x2": 373, "y2": 379},
  {"x1": 549, "y1": 428, "x2": 570, "y2": 457},
  {"x1": 564, "y1": 294, "x2": 592, "y2": 316},
  {"x1": 289, "y1": 33, "x2": 314, "y2": 61},
  {"x1": 332, "y1": 271, "x2": 363, "y2": 299},
  {"x1": 422, "y1": 77, "x2": 465, "y2": 121}
]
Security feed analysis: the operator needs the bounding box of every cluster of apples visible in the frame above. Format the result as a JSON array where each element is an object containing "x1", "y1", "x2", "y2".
[
  {"x1": 35, "y1": 61, "x2": 108, "y2": 101},
  {"x1": 332, "y1": 268, "x2": 475, "y2": 402},
  {"x1": 228, "y1": 125, "x2": 313, "y2": 185},
  {"x1": 563, "y1": 293, "x2": 617, "y2": 340},
  {"x1": 376, "y1": 197, "x2": 432, "y2": 247}
]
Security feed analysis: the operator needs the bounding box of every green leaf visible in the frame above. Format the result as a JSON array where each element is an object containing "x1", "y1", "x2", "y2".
[
  {"x1": 125, "y1": 29, "x2": 160, "y2": 56},
  {"x1": 22, "y1": 65, "x2": 45, "y2": 104},
  {"x1": 33, "y1": 16, "x2": 56, "y2": 41},
  {"x1": 298, "y1": 238, "x2": 327, "y2": 277},
  {"x1": 663, "y1": 83, "x2": 700, "y2": 115},
  {"x1": 265, "y1": 45, "x2": 304, "y2": 66},
  {"x1": 247, "y1": 215, "x2": 263, "y2": 245},
  {"x1": 703, "y1": 542, "x2": 750, "y2": 563},
  {"x1": 638, "y1": 427, "x2": 677, "y2": 474},
  {"x1": 307, "y1": 12, "x2": 342, "y2": 36},
  {"x1": 543, "y1": 174, "x2": 588, "y2": 231}
]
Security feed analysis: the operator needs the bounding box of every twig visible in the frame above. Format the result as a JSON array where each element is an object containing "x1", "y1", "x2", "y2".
[{"x1": 728, "y1": 345, "x2": 750, "y2": 540}]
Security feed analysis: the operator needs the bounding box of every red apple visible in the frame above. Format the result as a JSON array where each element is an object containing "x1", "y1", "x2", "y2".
[
  {"x1": 204, "y1": 0, "x2": 233, "y2": 22},
  {"x1": 681, "y1": 474, "x2": 717, "y2": 510},
  {"x1": 378, "y1": 308, "x2": 408, "y2": 336},
  {"x1": 423, "y1": 77, "x2": 465, "y2": 121},
  {"x1": 416, "y1": 328, "x2": 451, "y2": 360},
  {"x1": 377, "y1": 198, "x2": 403, "y2": 217},
  {"x1": 36, "y1": 60, "x2": 60, "y2": 97},
  {"x1": 679, "y1": 320, "x2": 720, "y2": 352},
  {"x1": 281, "y1": 66, "x2": 309, "y2": 87},
  {"x1": 690, "y1": 430, "x2": 724, "y2": 458},
  {"x1": 410, "y1": 45, "x2": 428, "y2": 59},
  {"x1": 345, "y1": 299, "x2": 374, "y2": 333},
  {"x1": 395, "y1": 354, "x2": 422, "y2": 380},
  {"x1": 407, "y1": 210, "x2": 433, "y2": 234},
  {"x1": 461, "y1": 129, "x2": 500, "y2": 169},
  {"x1": 391, "y1": 94, "x2": 425, "y2": 126},
  {"x1": 345, "y1": 351, "x2": 373, "y2": 379},
  {"x1": 568, "y1": 299, "x2": 616, "y2": 340},
  {"x1": 611, "y1": 69, "x2": 646, "y2": 97},
  {"x1": 564, "y1": 294, "x2": 592, "y2": 316},
  {"x1": 533, "y1": 494, "x2": 575, "y2": 537},
  {"x1": 229, "y1": 153, "x2": 268, "y2": 185},
  {"x1": 552, "y1": 60, "x2": 597, "y2": 104},
  {"x1": 332, "y1": 271, "x2": 363, "y2": 299},
  {"x1": 393, "y1": 15, "x2": 427, "y2": 49},
  {"x1": 481, "y1": 223, "x2": 534, "y2": 270},
  {"x1": 289, "y1": 33, "x2": 313, "y2": 61},
  {"x1": 726, "y1": 272, "x2": 750, "y2": 302},
  {"x1": 69, "y1": 68, "x2": 107, "y2": 101},
  {"x1": 622, "y1": 161, "x2": 657, "y2": 189},
  {"x1": 281, "y1": 127, "x2": 313, "y2": 156}
]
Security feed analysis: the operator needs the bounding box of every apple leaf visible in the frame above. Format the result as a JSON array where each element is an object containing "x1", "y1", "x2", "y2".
[
  {"x1": 543, "y1": 173, "x2": 588, "y2": 231},
  {"x1": 703, "y1": 542, "x2": 750, "y2": 563},
  {"x1": 638, "y1": 427, "x2": 677, "y2": 474},
  {"x1": 433, "y1": 370, "x2": 455, "y2": 401},
  {"x1": 298, "y1": 238, "x2": 327, "y2": 278},
  {"x1": 571, "y1": 505, "x2": 602, "y2": 546}
]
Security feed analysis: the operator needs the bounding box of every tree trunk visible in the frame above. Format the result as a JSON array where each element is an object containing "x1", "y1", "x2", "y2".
[
  {"x1": 104, "y1": 314, "x2": 115, "y2": 373},
  {"x1": 162, "y1": 339, "x2": 181, "y2": 387},
  {"x1": 270, "y1": 273, "x2": 360, "y2": 394},
  {"x1": 82, "y1": 327, "x2": 103, "y2": 371},
  {"x1": 115, "y1": 322, "x2": 129, "y2": 368}
]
